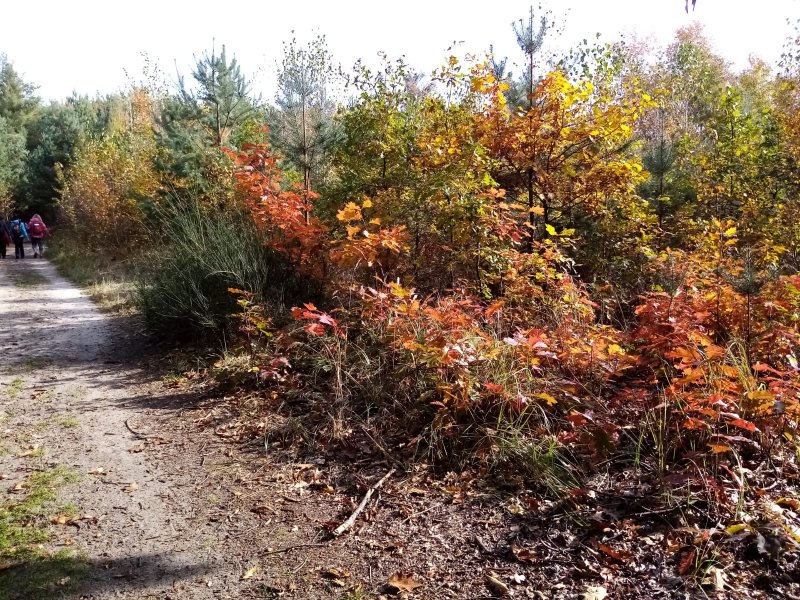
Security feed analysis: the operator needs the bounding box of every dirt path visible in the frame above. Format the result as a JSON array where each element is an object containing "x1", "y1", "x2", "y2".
[{"x1": 0, "y1": 257, "x2": 255, "y2": 599}]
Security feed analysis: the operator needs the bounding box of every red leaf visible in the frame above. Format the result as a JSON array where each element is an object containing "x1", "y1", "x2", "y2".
[
  {"x1": 305, "y1": 323, "x2": 325, "y2": 336},
  {"x1": 676, "y1": 547, "x2": 696, "y2": 576},
  {"x1": 599, "y1": 544, "x2": 632, "y2": 563},
  {"x1": 727, "y1": 418, "x2": 759, "y2": 433}
]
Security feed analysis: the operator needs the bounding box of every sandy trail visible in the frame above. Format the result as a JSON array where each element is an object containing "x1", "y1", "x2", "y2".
[{"x1": 0, "y1": 257, "x2": 248, "y2": 599}]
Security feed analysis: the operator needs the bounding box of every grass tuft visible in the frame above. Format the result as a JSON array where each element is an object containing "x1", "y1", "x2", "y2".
[
  {"x1": 9, "y1": 271, "x2": 48, "y2": 288},
  {"x1": 0, "y1": 466, "x2": 83, "y2": 599}
]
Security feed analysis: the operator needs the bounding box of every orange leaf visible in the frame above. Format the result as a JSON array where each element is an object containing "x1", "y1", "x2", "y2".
[
  {"x1": 387, "y1": 573, "x2": 423, "y2": 593},
  {"x1": 728, "y1": 418, "x2": 759, "y2": 433},
  {"x1": 708, "y1": 444, "x2": 732, "y2": 454}
]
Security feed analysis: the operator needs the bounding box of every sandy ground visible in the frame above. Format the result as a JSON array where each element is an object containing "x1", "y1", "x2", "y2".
[{"x1": 0, "y1": 256, "x2": 255, "y2": 599}]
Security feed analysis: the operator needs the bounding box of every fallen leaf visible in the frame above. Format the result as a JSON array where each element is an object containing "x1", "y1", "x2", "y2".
[
  {"x1": 123, "y1": 482, "x2": 139, "y2": 493},
  {"x1": 598, "y1": 543, "x2": 632, "y2": 563},
  {"x1": 776, "y1": 497, "x2": 800, "y2": 510},
  {"x1": 88, "y1": 467, "x2": 105, "y2": 475},
  {"x1": 242, "y1": 565, "x2": 258, "y2": 580},
  {"x1": 676, "y1": 547, "x2": 696, "y2": 576},
  {"x1": 511, "y1": 544, "x2": 536, "y2": 563},
  {"x1": 583, "y1": 585, "x2": 607, "y2": 600},
  {"x1": 387, "y1": 573, "x2": 423, "y2": 593},
  {"x1": 484, "y1": 573, "x2": 510, "y2": 596},
  {"x1": 51, "y1": 514, "x2": 71, "y2": 525},
  {"x1": 704, "y1": 566, "x2": 726, "y2": 591},
  {"x1": 16, "y1": 444, "x2": 40, "y2": 457},
  {"x1": 321, "y1": 567, "x2": 351, "y2": 580}
]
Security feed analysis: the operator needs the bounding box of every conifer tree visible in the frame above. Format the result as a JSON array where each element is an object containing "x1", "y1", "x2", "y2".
[{"x1": 269, "y1": 34, "x2": 340, "y2": 216}]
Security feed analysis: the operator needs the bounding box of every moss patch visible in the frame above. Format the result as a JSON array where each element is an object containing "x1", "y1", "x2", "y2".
[
  {"x1": 0, "y1": 467, "x2": 84, "y2": 599},
  {"x1": 9, "y1": 271, "x2": 48, "y2": 288}
]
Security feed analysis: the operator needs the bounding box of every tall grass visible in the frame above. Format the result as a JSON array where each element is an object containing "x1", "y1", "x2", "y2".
[
  {"x1": 48, "y1": 237, "x2": 141, "y2": 313},
  {"x1": 137, "y1": 200, "x2": 316, "y2": 339}
]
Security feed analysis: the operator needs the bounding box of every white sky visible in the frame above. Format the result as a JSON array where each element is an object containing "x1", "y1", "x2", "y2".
[{"x1": 1, "y1": 0, "x2": 798, "y2": 101}]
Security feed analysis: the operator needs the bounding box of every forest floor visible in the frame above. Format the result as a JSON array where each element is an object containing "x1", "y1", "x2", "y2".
[{"x1": 0, "y1": 256, "x2": 798, "y2": 599}]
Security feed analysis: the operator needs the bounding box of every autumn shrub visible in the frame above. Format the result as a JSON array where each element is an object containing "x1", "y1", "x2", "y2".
[
  {"x1": 630, "y1": 245, "x2": 800, "y2": 473},
  {"x1": 58, "y1": 117, "x2": 160, "y2": 253},
  {"x1": 137, "y1": 199, "x2": 315, "y2": 339},
  {"x1": 213, "y1": 50, "x2": 800, "y2": 507}
]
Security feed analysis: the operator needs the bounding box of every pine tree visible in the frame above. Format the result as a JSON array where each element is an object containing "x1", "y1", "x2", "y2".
[
  {"x1": 179, "y1": 45, "x2": 258, "y2": 149},
  {"x1": 155, "y1": 45, "x2": 260, "y2": 195},
  {"x1": 269, "y1": 34, "x2": 340, "y2": 218}
]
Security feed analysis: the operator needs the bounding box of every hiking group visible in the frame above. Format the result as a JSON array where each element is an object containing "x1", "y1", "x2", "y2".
[{"x1": 0, "y1": 215, "x2": 49, "y2": 259}]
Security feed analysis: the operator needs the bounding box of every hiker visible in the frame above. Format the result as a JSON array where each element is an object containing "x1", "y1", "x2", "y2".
[
  {"x1": 8, "y1": 216, "x2": 27, "y2": 259},
  {"x1": 27, "y1": 214, "x2": 48, "y2": 258},
  {"x1": 0, "y1": 218, "x2": 10, "y2": 259}
]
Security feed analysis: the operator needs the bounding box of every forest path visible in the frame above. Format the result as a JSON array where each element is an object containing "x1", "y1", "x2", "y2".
[{"x1": 0, "y1": 256, "x2": 254, "y2": 599}]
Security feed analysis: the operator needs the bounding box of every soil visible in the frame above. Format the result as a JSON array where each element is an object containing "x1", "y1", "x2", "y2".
[{"x1": 2, "y1": 256, "x2": 800, "y2": 599}]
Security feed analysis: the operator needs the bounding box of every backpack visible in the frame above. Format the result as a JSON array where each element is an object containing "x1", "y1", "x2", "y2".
[
  {"x1": 29, "y1": 221, "x2": 44, "y2": 237},
  {"x1": 10, "y1": 221, "x2": 23, "y2": 240}
]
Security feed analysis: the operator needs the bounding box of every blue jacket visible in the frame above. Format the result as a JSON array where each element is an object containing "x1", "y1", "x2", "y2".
[{"x1": 8, "y1": 219, "x2": 27, "y2": 240}]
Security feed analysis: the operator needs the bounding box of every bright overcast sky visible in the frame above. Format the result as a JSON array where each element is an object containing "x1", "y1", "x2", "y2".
[{"x1": 1, "y1": 0, "x2": 798, "y2": 101}]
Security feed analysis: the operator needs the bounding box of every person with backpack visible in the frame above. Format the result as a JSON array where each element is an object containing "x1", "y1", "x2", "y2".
[
  {"x1": 8, "y1": 216, "x2": 27, "y2": 259},
  {"x1": 27, "y1": 214, "x2": 48, "y2": 258},
  {"x1": 0, "y1": 218, "x2": 10, "y2": 259}
]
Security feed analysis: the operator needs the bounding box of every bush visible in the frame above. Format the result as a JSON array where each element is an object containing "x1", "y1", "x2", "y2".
[{"x1": 137, "y1": 200, "x2": 316, "y2": 339}]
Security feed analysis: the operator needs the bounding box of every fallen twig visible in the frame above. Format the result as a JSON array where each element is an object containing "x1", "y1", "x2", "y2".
[
  {"x1": 333, "y1": 468, "x2": 395, "y2": 537},
  {"x1": 124, "y1": 418, "x2": 148, "y2": 440},
  {"x1": 400, "y1": 504, "x2": 438, "y2": 525},
  {"x1": 262, "y1": 542, "x2": 328, "y2": 555}
]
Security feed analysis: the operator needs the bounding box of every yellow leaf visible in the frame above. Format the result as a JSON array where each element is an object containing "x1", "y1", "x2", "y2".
[
  {"x1": 534, "y1": 392, "x2": 557, "y2": 406},
  {"x1": 362, "y1": 198, "x2": 373, "y2": 208},
  {"x1": 723, "y1": 227, "x2": 737, "y2": 237},
  {"x1": 545, "y1": 224, "x2": 557, "y2": 236},
  {"x1": 242, "y1": 565, "x2": 259, "y2": 580},
  {"x1": 746, "y1": 390, "x2": 774, "y2": 401},
  {"x1": 336, "y1": 202, "x2": 362, "y2": 222},
  {"x1": 529, "y1": 206, "x2": 545, "y2": 215},
  {"x1": 725, "y1": 523, "x2": 751, "y2": 535}
]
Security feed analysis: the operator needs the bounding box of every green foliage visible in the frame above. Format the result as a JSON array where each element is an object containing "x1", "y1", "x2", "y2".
[
  {"x1": 136, "y1": 200, "x2": 315, "y2": 338},
  {"x1": 269, "y1": 34, "x2": 341, "y2": 194},
  {"x1": 155, "y1": 45, "x2": 262, "y2": 197},
  {"x1": 0, "y1": 116, "x2": 26, "y2": 215},
  {"x1": 0, "y1": 56, "x2": 39, "y2": 134},
  {"x1": 21, "y1": 100, "x2": 99, "y2": 219}
]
